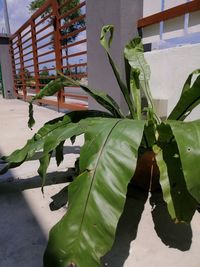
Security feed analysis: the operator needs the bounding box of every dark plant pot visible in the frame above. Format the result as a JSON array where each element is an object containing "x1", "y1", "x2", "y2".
[{"x1": 131, "y1": 150, "x2": 160, "y2": 192}]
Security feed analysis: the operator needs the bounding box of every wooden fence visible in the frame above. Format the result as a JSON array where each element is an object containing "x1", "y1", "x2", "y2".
[{"x1": 10, "y1": 0, "x2": 88, "y2": 110}]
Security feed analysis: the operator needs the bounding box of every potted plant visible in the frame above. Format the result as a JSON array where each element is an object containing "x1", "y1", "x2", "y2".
[{"x1": 1, "y1": 25, "x2": 200, "y2": 267}]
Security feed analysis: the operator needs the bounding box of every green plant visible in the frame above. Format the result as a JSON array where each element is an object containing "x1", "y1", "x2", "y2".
[{"x1": 1, "y1": 25, "x2": 200, "y2": 267}]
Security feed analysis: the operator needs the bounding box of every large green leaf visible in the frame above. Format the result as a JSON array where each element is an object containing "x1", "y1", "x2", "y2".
[
  {"x1": 59, "y1": 72, "x2": 124, "y2": 118},
  {"x1": 28, "y1": 74, "x2": 123, "y2": 129},
  {"x1": 44, "y1": 118, "x2": 145, "y2": 267},
  {"x1": 168, "y1": 70, "x2": 200, "y2": 121},
  {"x1": 100, "y1": 25, "x2": 135, "y2": 118},
  {"x1": 0, "y1": 111, "x2": 111, "y2": 175},
  {"x1": 168, "y1": 120, "x2": 200, "y2": 203},
  {"x1": 37, "y1": 118, "x2": 101, "y2": 187},
  {"x1": 155, "y1": 141, "x2": 197, "y2": 223},
  {"x1": 181, "y1": 69, "x2": 200, "y2": 95}
]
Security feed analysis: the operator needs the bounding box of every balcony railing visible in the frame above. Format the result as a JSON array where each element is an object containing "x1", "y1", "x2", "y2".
[{"x1": 138, "y1": 0, "x2": 200, "y2": 50}]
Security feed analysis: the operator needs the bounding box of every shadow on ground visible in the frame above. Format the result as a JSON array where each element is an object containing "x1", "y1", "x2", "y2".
[
  {"x1": 29, "y1": 146, "x2": 80, "y2": 161},
  {"x1": 102, "y1": 186, "x2": 148, "y2": 267},
  {"x1": 0, "y1": 148, "x2": 193, "y2": 267},
  {"x1": 150, "y1": 192, "x2": 192, "y2": 251},
  {"x1": 0, "y1": 171, "x2": 47, "y2": 267},
  {"x1": 102, "y1": 186, "x2": 193, "y2": 267}
]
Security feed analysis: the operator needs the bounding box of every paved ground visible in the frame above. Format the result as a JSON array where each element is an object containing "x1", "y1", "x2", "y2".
[
  {"x1": 0, "y1": 96, "x2": 82, "y2": 267},
  {"x1": 0, "y1": 95, "x2": 200, "y2": 267}
]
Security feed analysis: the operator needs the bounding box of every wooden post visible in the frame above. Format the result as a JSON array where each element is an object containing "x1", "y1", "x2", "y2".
[
  {"x1": 31, "y1": 19, "x2": 40, "y2": 93},
  {"x1": 51, "y1": 0, "x2": 64, "y2": 108},
  {"x1": 18, "y1": 33, "x2": 26, "y2": 100}
]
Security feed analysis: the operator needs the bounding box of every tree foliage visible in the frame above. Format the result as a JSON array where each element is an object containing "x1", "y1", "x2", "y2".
[{"x1": 29, "y1": 0, "x2": 85, "y2": 44}]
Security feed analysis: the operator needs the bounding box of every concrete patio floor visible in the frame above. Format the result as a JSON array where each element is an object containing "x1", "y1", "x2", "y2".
[
  {"x1": 0, "y1": 96, "x2": 82, "y2": 267},
  {"x1": 0, "y1": 95, "x2": 200, "y2": 267}
]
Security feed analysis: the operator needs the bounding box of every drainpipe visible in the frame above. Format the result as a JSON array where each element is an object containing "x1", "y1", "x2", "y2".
[{"x1": 0, "y1": 63, "x2": 5, "y2": 98}]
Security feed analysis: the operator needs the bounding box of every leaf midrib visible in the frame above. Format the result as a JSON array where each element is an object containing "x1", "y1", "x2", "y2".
[{"x1": 75, "y1": 119, "x2": 121, "y2": 250}]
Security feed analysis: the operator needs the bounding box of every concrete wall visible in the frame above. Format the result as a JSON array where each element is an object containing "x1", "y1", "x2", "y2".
[
  {"x1": 145, "y1": 43, "x2": 200, "y2": 120},
  {"x1": 86, "y1": 0, "x2": 143, "y2": 113},
  {"x1": 0, "y1": 36, "x2": 14, "y2": 98}
]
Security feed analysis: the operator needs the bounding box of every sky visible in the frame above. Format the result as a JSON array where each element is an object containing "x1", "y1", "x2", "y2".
[{"x1": 0, "y1": 0, "x2": 32, "y2": 34}]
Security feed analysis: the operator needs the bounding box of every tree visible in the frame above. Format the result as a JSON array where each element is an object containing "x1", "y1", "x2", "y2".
[
  {"x1": 39, "y1": 66, "x2": 50, "y2": 86},
  {"x1": 29, "y1": 0, "x2": 85, "y2": 72},
  {"x1": 24, "y1": 68, "x2": 31, "y2": 79}
]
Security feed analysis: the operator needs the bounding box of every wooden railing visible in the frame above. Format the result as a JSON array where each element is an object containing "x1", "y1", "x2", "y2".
[
  {"x1": 138, "y1": 0, "x2": 200, "y2": 29},
  {"x1": 138, "y1": 0, "x2": 200, "y2": 39},
  {"x1": 10, "y1": 0, "x2": 88, "y2": 110}
]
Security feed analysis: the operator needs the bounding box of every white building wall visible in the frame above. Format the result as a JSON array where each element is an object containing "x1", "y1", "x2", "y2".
[
  {"x1": 145, "y1": 43, "x2": 200, "y2": 120},
  {"x1": 142, "y1": 0, "x2": 200, "y2": 47},
  {"x1": 188, "y1": 10, "x2": 200, "y2": 34}
]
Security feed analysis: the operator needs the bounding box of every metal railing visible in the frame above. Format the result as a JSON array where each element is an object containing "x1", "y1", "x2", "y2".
[{"x1": 10, "y1": 0, "x2": 88, "y2": 110}]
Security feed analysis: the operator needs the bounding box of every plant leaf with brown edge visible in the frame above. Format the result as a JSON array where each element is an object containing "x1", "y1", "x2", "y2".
[{"x1": 44, "y1": 118, "x2": 145, "y2": 267}]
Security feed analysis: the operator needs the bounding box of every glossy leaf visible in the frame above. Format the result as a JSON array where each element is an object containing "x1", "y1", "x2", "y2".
[
  {"x1": 44, "y1": 118, "x2": 145, "y2": 267},
  {"x1": 100, "y1": 25, "x2": 135, "y2": 118},
  {"x1": 0, "y1": 111, "x2": 111, "y2": 175},
  {"x1": 168, "y1": 70, "x2": 200, "y2": 120},
  {"x1": 168, "y1": 120, "x2": 200, "y2": 203}
]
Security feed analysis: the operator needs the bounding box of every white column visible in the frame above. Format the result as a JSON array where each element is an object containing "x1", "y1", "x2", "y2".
[{"x1": 86, "y1": 0, "x2": 143, "y2": 113}]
